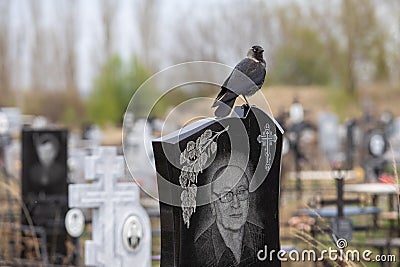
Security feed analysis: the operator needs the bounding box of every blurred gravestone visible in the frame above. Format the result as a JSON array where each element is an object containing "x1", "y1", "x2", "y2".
[
  {"x1": 67, "y1": 147, "x2": 86, "y2": 184},
  {"x1": 318, "y1": 112, "x2": 339, "y2": 163},
  {"x1": 4, "y1": 138, "x2": 20, "y2": 179},
  {"x1": 32, "y1": 116, "x2": 48, "y2": 129},
  {"x1": 0, "y1": 110, "x2": 11, "y2": 147},
  {"x1": 0, "y1": 108, "x2": 21, "y2": 179},
  {"x1": 0, "y1": 107, "x2": 21, "y2": 135},
  {"x1": 21, "y1": 129, "x2": 77, "y2": 264},
  {"x1": 153, "y1": 106, "x2": 283, "y2": 266},
  {"x1": 82, "y1": 124, "x2": 103, "y2": 149},
  {"x1": 344, "y1": 119, "x2": 357, "y2": 170},
  {"x1": 0, "y1": 109, "x2": 15, "y2": 228},
  {"x1": 362, "y1": 129, "x2": 387, "y2": 181},
  {"x1": 125, "y1": 118, "x2": 157, "y2": 194},
  {"x1": 68, "y1": 146, "x2": 151, "y2": 267},
  {"x1": 289, "y1": 99, "x2": 304, "y2": 125}
]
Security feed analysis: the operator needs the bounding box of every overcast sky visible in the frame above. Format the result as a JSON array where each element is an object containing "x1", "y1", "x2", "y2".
[{"x1": 7, "y1": 0, "x2": 399, "y2": 94}]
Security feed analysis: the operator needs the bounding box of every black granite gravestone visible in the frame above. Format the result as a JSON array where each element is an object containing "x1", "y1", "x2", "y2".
[
  {"x1": 153, "y1": 106, "x2": 283, "y2": 266},
  {"x1": 21, "y1": 129, "x2": 74, "y2": 264}
]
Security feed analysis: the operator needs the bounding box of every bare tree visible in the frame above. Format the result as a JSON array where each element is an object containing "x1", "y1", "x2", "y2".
[
  {"x1": 100, "y1": 0, "x2": 118, "y2": 59},
  {"x1": 29, "y1": 0, "x2": 45, "y2": 91},
  {"x1": 340, "y1": 0, "x2": 390, "y2": 93},
  {"x1": 135, "y1": 0, "x2": 159, "y2": 70},
  {"x1": 0, "y1": 1, "x2": 12, "y2": 105},
  {"x1": 63, "y1": 0, "x2": 78, "y2": 92}
]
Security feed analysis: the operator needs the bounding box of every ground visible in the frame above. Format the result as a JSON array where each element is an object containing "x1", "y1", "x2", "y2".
[{"x1": 102, "y1": 83, "x2": 400, "y2": 146}]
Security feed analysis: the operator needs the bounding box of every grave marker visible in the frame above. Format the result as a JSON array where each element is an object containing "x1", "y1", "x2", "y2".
[
  {"x1": 68, "y1": 146, "x2": 151, "y2": 267},
  {"x1": 318, "y1": 112, "x2": 339, "y2": 162},
  {"x1": 0, "y1": 107, "x2": 21, "y2": 135},
  {"x1": 0, "y1": 110, "x2": 11, "y2": 147},
  {"x1": 153, "y1": 106, "x2": 283, "y2": 266},
  {"x1": 21, "y1": 128, "x2": 73, "y2": 264},
  {"x1": 124, "y1": 118, "x2": 157, "y2": 194}
]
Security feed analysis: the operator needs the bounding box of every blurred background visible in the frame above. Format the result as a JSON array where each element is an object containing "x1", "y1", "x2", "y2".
[
  {"x1": 0, "y1": 0, "x2": 399, "y2": 127},
  {"x1": 1, "y1": 0, "x2": 400, "y2": 266}
]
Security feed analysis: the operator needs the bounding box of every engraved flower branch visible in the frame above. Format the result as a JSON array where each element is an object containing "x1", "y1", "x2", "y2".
[{"x1": 179, "y1": 126, "x2": 229, "y2": 228}]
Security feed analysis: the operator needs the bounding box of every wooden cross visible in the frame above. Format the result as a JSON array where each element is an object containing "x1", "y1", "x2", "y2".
[{"x1": 257, "y1": 123, "x2": 277, "y2": 172}]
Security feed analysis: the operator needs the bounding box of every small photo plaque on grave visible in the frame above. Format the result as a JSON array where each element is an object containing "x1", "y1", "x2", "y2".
[{"x1": 65, "y1": 208, "x2": 85, "y2": 238}]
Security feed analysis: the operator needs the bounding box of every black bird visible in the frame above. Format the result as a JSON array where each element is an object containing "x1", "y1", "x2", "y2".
[{"x1": 212, "y1": 45, "x2": 267, "y2": 117}]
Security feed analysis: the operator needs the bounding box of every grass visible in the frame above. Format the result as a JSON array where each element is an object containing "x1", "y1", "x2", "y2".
[{"x1": 2, "y1": 164, "x2": 398, "y2": 266}]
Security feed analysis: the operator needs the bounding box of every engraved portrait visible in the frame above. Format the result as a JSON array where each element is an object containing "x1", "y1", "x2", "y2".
[{"x1": 193, "y1": 161, "x2": 266, "y2": 266}]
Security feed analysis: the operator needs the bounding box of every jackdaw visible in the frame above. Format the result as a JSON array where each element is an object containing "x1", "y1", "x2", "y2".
[{"x1": 212, "y1": 45, "x2": 267, "y2": 117}]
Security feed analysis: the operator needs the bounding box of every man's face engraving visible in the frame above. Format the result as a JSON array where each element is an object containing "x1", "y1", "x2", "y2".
[{"x1": 212, "y1": 165, "x2": 249, "y2": 231}]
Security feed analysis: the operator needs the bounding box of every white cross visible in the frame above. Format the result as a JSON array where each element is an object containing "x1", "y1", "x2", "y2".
[
  {"x1": 257, "y1": 124, "x2": 277, "y2": 172},
  {"x1": 68, "y1": 146, "x2": 151, "y2": 267}
]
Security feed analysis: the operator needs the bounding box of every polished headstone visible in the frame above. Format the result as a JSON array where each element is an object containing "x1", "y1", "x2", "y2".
[
  {"x1": 21, "y1": 128, "x2": 71, "y2": 264},
  {"x1": 153, "y1": 106, "x2": 283, "y2": 266}
]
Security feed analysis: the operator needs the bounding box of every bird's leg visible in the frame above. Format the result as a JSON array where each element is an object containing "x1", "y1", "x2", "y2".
[
  {"x1": 243, "y1": 95, "x2": 250, "y2": 107},
  {"x1": 242, "y1": 95, "x2": 251, "y2": 115}
]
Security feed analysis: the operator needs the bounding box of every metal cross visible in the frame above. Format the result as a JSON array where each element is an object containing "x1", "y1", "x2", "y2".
[{"x1": 257, "y1": 123, "x2": 277, "y2": 171}]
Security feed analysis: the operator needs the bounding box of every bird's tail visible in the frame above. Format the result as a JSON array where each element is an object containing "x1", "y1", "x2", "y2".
[{"x1": 213, "y1": 90, "x2": 237, "y2": 117}]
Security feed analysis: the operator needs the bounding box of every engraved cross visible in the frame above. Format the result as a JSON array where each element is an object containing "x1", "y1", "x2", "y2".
[{"x1": 257, "y1": 124, "x2": 277, "y2": 171}]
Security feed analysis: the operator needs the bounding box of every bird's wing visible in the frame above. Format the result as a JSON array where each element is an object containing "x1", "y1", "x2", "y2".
[
  {"x1": 235, "y1": 58, "x2": 266, "y2": 88},
  {"x1": 222, "y1": 58, "x2": 266, "y2": 95},
  {"x1": 212, "y1": 86, "x2": 228, "y2": 106},
  {"x1": 211, "y1": 86, "x2": 238, "y2": 108},
  {"x1": 213, "y1": 90, "x2": 238, "y2": 117},
  {"x1": 212, "y1": 71, "x2": 234, "y2": 107}
]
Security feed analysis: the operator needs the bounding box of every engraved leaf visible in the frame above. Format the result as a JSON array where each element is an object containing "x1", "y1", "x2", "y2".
[
  {"x1": 180, "y1": 152, "x2": 186, "y2": 165},
  {"x1": 193, "y1": 160, "x2": 201, "y2": 173},
  {"x1": 188, "y1": 171, "x2": 196, "y2": 183},
  {"x1": 203, "y1": 129, "x2": 212, "y2": 139},
  {"x1": 188, "y1": 165, "x2": 193, "y2": 173},
  {"x1": 182, "y1": 149, "x2": 188, "y2": 162},
  {"x1": 179, "y1": 126, "x2": 229, "y2": 228},
  {"x1": 181, "y1": 189, "x2": 189, "y2": 207},
  {"x1": 187, "y1": 141, "x2": 195, "y2": 150},
  {"x1": 187, "y1": 141, "x2": 196, "y2": 160},
  {"x1": 189, "y1": 185, "x2": 197, "y2": 213},
  {"x1": 196, "y1": 137, "x2": 201, "y2": 153},
  {"x1": 188, "y1": 184, "x2": 197, "y2": 197},
  {"x1": 199, "y1": 134, "x2": 207, "y2": 146},
  {"x1": 211, "y1": 141, "x2": 217, "y2": 154},
  {"x1": 182, "y1": 208, "x2": 192, "y2": 228},
  {"x1": 179, "y1": 172, "x2": 188, "y2": 187},
  {"x1": 200, "y1": 152, "x2": 208, "y2": 167},
  {"x1": 181, "y1": 186, "x2": 197, "y2": 209}
]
